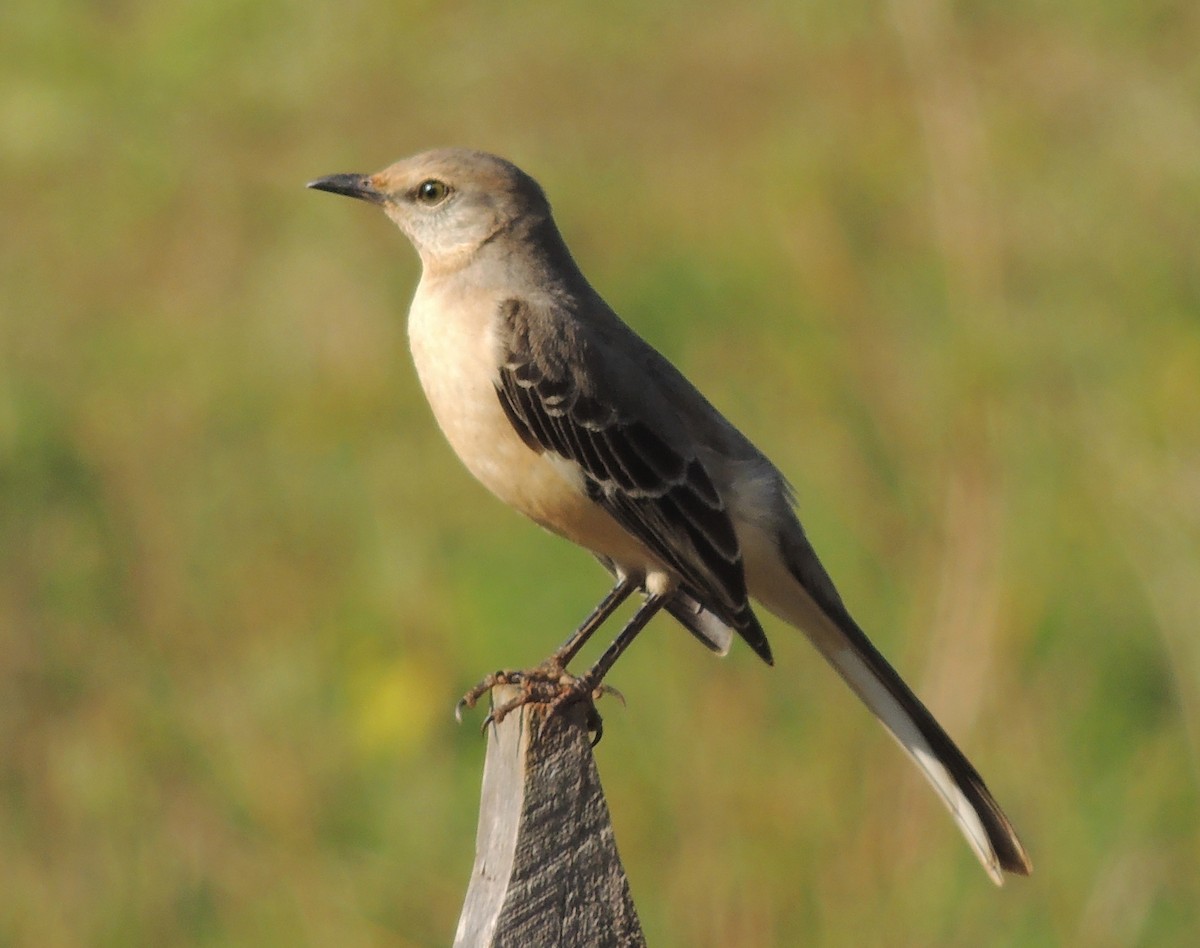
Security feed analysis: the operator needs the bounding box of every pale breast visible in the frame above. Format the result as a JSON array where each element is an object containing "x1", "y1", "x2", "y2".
[{"x1": 405, "y1": 279, "x2": 654, "y2": 570}]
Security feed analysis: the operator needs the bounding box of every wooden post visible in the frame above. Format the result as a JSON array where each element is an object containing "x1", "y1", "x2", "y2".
[{"x1": 454, "y1": 684, "x2": 646, "y2": 947}]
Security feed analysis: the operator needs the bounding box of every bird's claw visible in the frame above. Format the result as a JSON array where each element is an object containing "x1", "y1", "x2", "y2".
[
  {"x1": 454, "y1": 663, "x2": 620, "y2": 745},
  {"x1": 454, "y1": 670, "x2": 517, "y2": 724}
]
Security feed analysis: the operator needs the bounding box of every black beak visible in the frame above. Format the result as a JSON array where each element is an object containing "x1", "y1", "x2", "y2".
[{"x1": 306, "y1": 173, "x2": 385, "y2": 204}]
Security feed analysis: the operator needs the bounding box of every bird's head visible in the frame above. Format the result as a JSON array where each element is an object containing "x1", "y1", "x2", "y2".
[{"x1": 308, "y1": 148, "x2": 552, "y2": 275}]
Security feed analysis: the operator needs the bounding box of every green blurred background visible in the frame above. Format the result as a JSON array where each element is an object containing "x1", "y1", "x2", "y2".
[{"x1": 3, "y1": 0, "x2": 1198, "y2": 944}]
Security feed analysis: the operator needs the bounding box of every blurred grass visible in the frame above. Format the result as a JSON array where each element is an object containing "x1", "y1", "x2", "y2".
[{"x1": 2, "y1": 0, "x2": 1198, "y2": 944}]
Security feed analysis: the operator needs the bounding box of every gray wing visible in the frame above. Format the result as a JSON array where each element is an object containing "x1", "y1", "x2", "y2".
[{"x1": 494, "y1": 298, "x2": 773, "y2": 664}]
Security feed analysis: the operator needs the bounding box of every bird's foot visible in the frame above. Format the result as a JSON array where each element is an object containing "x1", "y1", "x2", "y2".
[{"x1": 455, "y1": 661, "x2": 624, "y2": 745}]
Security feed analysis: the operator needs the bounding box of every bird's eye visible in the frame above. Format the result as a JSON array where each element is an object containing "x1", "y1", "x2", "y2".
[{"x1": 415, "y1": 179, "x2": 450, "y2": 205}]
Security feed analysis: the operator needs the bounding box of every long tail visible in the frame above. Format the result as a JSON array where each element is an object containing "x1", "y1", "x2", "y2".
[{"x1": 750, "y1": 524, "x2": 1032, "y2": 884}]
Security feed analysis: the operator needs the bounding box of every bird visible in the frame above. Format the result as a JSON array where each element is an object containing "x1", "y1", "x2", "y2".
[{"x1": 307, "y1": 148, "x2": 1032, "y2": 885}]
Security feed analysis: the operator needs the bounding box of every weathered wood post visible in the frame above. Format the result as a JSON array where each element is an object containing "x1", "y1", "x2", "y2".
[{"x1": 454, "y1": 684, "x2": 646, "y2": 947}]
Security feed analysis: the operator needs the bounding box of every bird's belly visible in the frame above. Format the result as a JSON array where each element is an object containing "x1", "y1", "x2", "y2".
[{"x1": 407, "y1": 289, "x2": 651, "y2": 568}]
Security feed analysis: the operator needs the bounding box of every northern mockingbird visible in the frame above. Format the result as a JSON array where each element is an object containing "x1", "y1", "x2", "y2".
[{"x1": 308, "y1": 148, "x2": 1031, "y2": 884}]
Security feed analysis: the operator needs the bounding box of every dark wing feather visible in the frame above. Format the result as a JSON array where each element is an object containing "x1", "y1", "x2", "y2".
[{"x1": 495, "y1": 299, "x2": 772, "y2": 664}]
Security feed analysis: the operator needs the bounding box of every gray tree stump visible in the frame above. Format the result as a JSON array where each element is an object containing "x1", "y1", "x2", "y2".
[{"x1": 454, "y1": 684, "x2": 646, "y2": 948}]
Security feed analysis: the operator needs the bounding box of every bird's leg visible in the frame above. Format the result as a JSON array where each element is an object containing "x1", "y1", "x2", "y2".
[
  {"x1": 475, "y1": 592, "x2": 668, "y2": 746},
  {"x1": 552, "y1": 593, "x2": 667, "y2": 745},
  {"x1": 571, "y1": 594, "x2": 666, "y2": 703},
  {"x1": 550, "y1": 574, "x2": 638, "y2": 667},
  {"x1": 454, "y1": 576, "x2": 637, "y2": 724}
]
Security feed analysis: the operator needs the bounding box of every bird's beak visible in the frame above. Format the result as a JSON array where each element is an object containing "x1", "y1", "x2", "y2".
[{"x1": 306, "y1": 173, "x2": 386, "y2": 205}]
